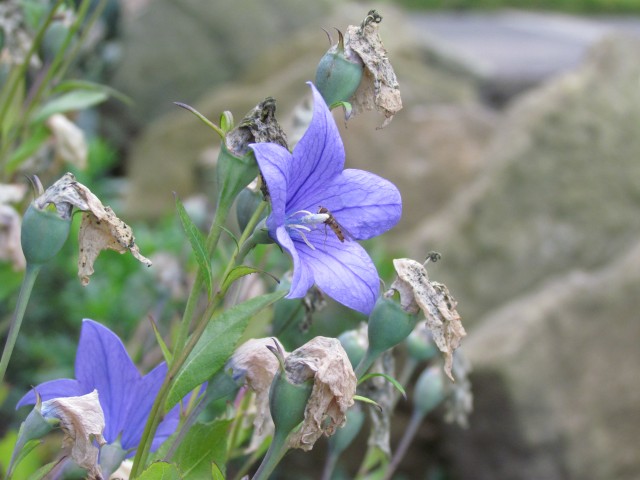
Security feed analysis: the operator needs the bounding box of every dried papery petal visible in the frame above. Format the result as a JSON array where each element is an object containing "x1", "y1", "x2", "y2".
[
  {"x1": 77, "y1": 207, "x2": 151, "y2": 286},
  {"x1": 41, "y1": 390, "x2": 105, "y2": 478},
  {"x1": 227, "y1": 338, "x2": 286, "y2": 449},
  {"x1": 109, "y1": 459, "x2": 132, "y2": 480},
  {"x1": 284, "y1": 337, "x2": 356, "y2": 451},
  {"x1": 390, "y1": 258, "x2": 466, "y2": 381},
  {"x1": 32, "y1": 173, "x2": 151, "y2": 284},
  {"x1": 46, "y1": 114, "x2": 88, "y2": 169},
  {"x1": 345, "y1": 12, "x2": 402, "y2": 127}
]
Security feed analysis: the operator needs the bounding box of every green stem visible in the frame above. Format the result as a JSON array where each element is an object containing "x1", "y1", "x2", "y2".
[
  {"x1": 382, "y1": 410, "x2": 425, "y2": 480},
  {"x1": 251, "y1": 429, "x2": 290, "y2": 480},
  {"x1": 20, "y1": 0, "x2": 93, "y2": 125},
  {"x1": 0, "y1": 264, "x2": 41, "y2": 384},
  {"x1": 354, "y1": 347, "x2": 380, "y2": 379},
  {"x1": 0, "y1": 0, "x2": 64, "y2": 175},
  {"x1": 321, "y1": 450, "x2": 339, "y2": 480},
  {"x1": 231, "y1": 440, "x2": 269, "y2": 480},
  {"x1": 130, "y1": 201, "x2": 267, "y2": 477},
  {"x1": 172, "y1": 204, "x2": 230, "y2": 360}
]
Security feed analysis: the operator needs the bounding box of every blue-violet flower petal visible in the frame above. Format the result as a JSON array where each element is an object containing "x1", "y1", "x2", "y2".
[{"x1": 250, "y1": 83, "x2": 401, "y2": 314}]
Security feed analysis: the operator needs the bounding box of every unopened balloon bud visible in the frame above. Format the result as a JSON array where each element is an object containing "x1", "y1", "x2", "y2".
[
  {"x1": 414, "y1": 366, "x2": 445, "y2": 415},
  {"x1": 315, "y1": 29, "x2": 364, "y2": 106},
  {"x1": 268, "y1": 367, "x2": 313, "y2": 436},
  {"x1": 367, "y1": 295, "x2": 417, "y2": 355},
  {"x1": 20, "y1": 202, "x2": 71, "y2": 267}
]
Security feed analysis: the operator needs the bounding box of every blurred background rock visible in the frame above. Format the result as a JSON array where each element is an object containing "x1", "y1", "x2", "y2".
[{"x1": 16, "y1": 0, "x2": 640, "y2": 478}]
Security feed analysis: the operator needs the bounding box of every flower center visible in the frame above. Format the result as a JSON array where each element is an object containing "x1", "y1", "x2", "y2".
[{"x1": 286, "y1": 210, "x2": 330, "y2": 249}]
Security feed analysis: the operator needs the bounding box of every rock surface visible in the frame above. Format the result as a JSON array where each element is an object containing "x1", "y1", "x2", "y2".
[{"x1": 419, "y1": 34, "x2": 640, "y2": 480}]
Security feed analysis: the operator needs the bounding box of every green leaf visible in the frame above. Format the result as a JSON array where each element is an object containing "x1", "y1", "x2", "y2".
[
  {"x1": 358, "y1": 373, "x2": 407, "y2": 398},
  {"x1": 165, "y1": 289, "x2": 286, "y2": 411},
  {"x1": 174, "y1": 420, "x2": 231, "y2": 480},
  {"x1": 353, "y1": 394, "x2": 382, "y2": 411},
  {"x1": 174, "y1": 102, "x2": 224, "y2": 139},
  {"x1": 175, "y1": 195, "x2": 213, "y2": 299},
  {"x1": 52, "y1": 80, "x2": 133, "y2": 106},
  {"x1": 221, "y1": 265, "x2": 260, "y2": 293},
  {"x1": 211, "y1": 463, "x2": 225, "y2": 480},
  {"x1": 26, "y1": 460, "x2": 57, "y2": 480},
  {"x1": 5, "y1": 124, "x2": 49, "y2": 174},
  {"x1": 150, "y1": 317, "x2": 173, "y2": 364},
  {"x1": 31, "y1": 90, "x2": 108, "y2": 123},
  {"x1": 137, "y1": 462, "x2": 183, "y2": 480},
  {"x1": 9, "y1": 438, "x2": 42, "y2": 476}
]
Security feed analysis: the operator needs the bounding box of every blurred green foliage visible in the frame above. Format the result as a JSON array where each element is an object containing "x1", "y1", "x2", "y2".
[{"x1": 392, "y1": 0, "x2": 640, "y2": 13}]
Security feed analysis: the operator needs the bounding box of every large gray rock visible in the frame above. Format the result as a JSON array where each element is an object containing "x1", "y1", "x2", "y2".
[
  {"x1": 444, "y1": 239, "x2": 640, "y2": 480},
  {"x1": 409, "y1": 34, "x2": 640, "y2": 480},
  {"x1": 410, "y1": 34, "x2": 640, "y2": 321}
]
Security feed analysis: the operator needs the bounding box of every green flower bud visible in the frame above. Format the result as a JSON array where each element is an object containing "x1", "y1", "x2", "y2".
[
  {"x1": 405, "y1": 326, "x2": 439, "y2": 362},
  {"x1": 315, "y1": 30, "x2": 364, "y2": 106},
  {"x1": 338, "y1": 326, "x2": 368, "y2": 368},
  {"x1": 236, "y1": 187, "x2": 266, "y2": 233},
  {"x1": 414, "y1": 366, "x2": 445, "y2": 415},
  {"x1": 367, "y1": 295, "x2": 418, "y2": 356},
  {"x1": 20, "y1": 203, "x2": 71, "y2": 266},
  {"x1": 269, "y1": 369, "x2": 313, "y2": 435}
]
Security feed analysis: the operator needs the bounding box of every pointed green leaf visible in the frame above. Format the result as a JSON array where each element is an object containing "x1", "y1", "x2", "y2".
[
  {"x1": 52, "y1": 80, "x2": 133, "y2": 106},
  {"x1": 5, "y1": 124, "x2": 49, "y2": 174},
  {"x1": 174, "y1": 102, "x2": 224, "y2": 140},
  {"x1": 25, "y1": 460, "x2": 57, "y2": 480},
  {"x1": 211, "y1": 463, "x2": 225, "y2": 480},
  {"x1": 165, "y1": 289, "x2": 286, "y2": 411},
  {"x1": 31, "y1": 90, "x2": 108, "y2": 123},
  {"x1": 174, "y1": 420, "x2": 231, "y2": 480},
  {"x1": 175, "y1": 195, "x2": 213, "y2": 299},
  {"x1": 353, "y1": 394, "x2": 382, "y2": 411},
  {"x1": 221, "y1": 265, "x2": 260, "y2": 293},
  {"x1": 137, "y1": 462, "x2": 182, "y2": 480},
  {"x1": 150, "y1": 317, "x2": 173, "y2": 364},
  {"x1": 358, "y1": 373, "x2": 406, "y2": 398}
]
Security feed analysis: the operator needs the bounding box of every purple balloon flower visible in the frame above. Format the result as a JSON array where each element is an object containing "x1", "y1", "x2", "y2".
[
  {"x1": 17, "y1": 319, "x2": 179, "y2": 455},
  {"x1": 250, "y1": 83, "x2": 401, "y2": 315}
]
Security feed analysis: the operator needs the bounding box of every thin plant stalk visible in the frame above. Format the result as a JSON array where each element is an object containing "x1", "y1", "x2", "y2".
[
  {"x1": 382, "y1": 409, "x2": 425, "y2": 480},
  {"x1": 172, "y1": 204, "x2": 231, "y2": 360},
  {"x1": 0, "y1": 0, "x2": 64, "y2": 174},
  {"x1": 130, "y1": 201, "x2": 268, "y2": 476},
  {"x1": 0, "y1": 264, "x2": 41, "y2": 384},
  {"x1": 250, "y1": 429, "x2": 290, "y2": 480}
]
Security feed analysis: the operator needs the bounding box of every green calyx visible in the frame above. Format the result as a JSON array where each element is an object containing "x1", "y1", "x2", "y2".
[
  {"x1": 20, "y1": 203, "x2": 71, "y2": 266},
  {"x1": 315, "y1": 29, "x2": 364, "y2": 106},
  {"x1": 269, "y1": 369, "x2": 313, "y2": 436},
  {"x1": 216, "y1": 144, "x2": 259, "y2": 214}
]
